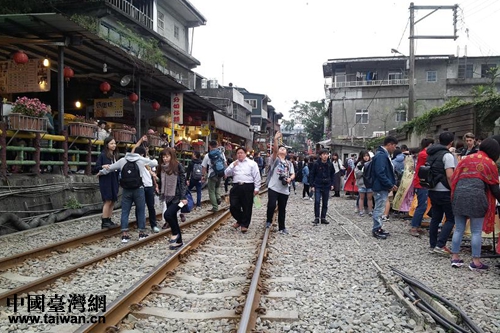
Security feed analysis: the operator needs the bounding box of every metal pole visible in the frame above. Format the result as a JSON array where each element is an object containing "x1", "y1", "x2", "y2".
[
  {"x1": 57, "y1": 46, "x2": 64, "y2": 134},
  {"x1": 408, "y1": 2, "x2": 415, "y2": 121},
  {"x1": 137, "y1": 77, "x2": 142, "y2": 136}
]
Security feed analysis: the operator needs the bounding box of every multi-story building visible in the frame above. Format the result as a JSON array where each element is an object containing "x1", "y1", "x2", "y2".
[
  {"x1": 323, "y1": 55, "x2": 500, "y2": 140},
  {"x1": 195, "y1": 82, "x2": 254, "y2": 149},
  {"x1": 0, "y1": 0, "x2": 218, "y2": 137}
]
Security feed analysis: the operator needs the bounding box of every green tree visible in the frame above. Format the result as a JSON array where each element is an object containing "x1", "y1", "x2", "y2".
[
  {"x1": 287, "y1": 100, "x2": 327, "y2": 143},
  {"x1": 472, "y1": 66, "x2": 499, "y2": 100},
  {"x1": 280, "y1": 119, "x2": 296, "y2": 132}
]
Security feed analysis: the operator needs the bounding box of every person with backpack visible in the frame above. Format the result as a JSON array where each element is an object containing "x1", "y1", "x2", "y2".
[
  {"x1": 225, "y1": 147, "x2": 261, "y2": 233},
  {"x1": 409, "y1": 138, "x2": 434, "y2": 237},
  {"x1": 98, "y1": 141, "x2": 158, "y2": 243},
  {"x1": 354, "y1": 150, "x2": 373, "y2": 217},
  {"x1": 301, "y1": 157, "x2": 312, "y2": 200},
  {"x1": 449, "y1": 138, "x2": 500, "y2": 270},
  {"x1": 371, "y1": 136, "x2": 399, "y2": 240},
  {"x1": 186, "y1": 151, "x2": 203, "y2": 210},
  {"x1": 157, "y1": 148, "x2": 187, "y2": 250},
  {"x1": 296, "y1": 157, "x2": 304, "y2": 184},
  {"x1": 331, "y1": 153, "x2": 345, "y2": 197},
  {"x1": 265, "y1": 131, "x2": 295, "y2": 234},
  {"x1": 131, "y1": 140, "x2": 160, "y2": 233},
  {"x1": 255, "y1": 152, "x2": 264, "y2": 176},
  {"x1": 310, "y1": 149, "x2": 335, "y2": 225},
  {"x1": 95, "y1": 136, "x2": 119, "y2": 229},
  {"x1": 201, "y1": 141, "x2": 227, "y2": 212},
  {"x1": 425, "y1": 131, "x2": 457, "y2": 255}
]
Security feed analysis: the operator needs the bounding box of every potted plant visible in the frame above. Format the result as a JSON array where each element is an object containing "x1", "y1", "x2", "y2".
[
  {"x1": 9, "y1": 97, "x2": 49, "y2": 132},
  {"x1": 68, "y1": 116, "x2": 98, "y2": 138},
  {"x1": 113, "y1": 124, "x2": 134, "y2": 143}
]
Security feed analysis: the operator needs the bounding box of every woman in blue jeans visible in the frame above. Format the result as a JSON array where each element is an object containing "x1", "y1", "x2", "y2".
[{"x1": 450, "y1": 138, "x2": 500, "y2": 271}]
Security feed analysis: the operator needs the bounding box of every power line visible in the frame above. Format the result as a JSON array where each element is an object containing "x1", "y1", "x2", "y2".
[
  {"x1": 465, "y1": 0, "x2": 497, "y2": 18},
  {"x1": 396, "y1": 18, "x2": 410, "y2": 52}
]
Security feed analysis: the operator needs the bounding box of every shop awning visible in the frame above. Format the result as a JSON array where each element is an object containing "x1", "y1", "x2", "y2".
[
  {"x1": 0, "y1": 13, "x2": 218, "y2": 112},
  {"x1": 213, "y1": 112, "x2": 253, "y2": 141}
]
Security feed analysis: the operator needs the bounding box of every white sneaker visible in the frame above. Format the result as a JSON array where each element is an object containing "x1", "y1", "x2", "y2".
[
  {"x1": 309, "y1": 197, "x2": 313, "y2": 201},
  {"x1": 153, "y1": 226, "x2": 160, "y2": 233}
]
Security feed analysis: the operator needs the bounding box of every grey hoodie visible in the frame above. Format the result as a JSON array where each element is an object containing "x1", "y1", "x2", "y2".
[{"x1": 98, "y1": 153, "x2": 158, "y2": 187}]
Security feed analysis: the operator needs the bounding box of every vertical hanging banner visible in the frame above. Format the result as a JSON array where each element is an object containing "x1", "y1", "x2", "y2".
[{"x1": 171, "y1": 92, "x2": 183, "y2": 125}]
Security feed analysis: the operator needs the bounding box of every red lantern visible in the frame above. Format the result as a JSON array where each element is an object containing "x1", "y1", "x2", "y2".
[
  {"x1": 100, "y1": 81, "x2": 111, "y2": 94},
  {"x1": 152, "y1": 101, "x2": 160, "y2": 111},
  {"x1": 13, "y1": 51, "x2": 29, "y2": 65},
  {"x1": 63, "y1": 67, "x2": 74, "y2": 82},
  {"x1": 128, "y1": 93, "x2": 139, "y2": 104}
]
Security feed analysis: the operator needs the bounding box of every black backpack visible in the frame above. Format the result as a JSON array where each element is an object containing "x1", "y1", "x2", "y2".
[
  {"x1": 120, "y1": 161, "x2": 143, "y2": 189},
  {"x1": 418, "y1": 150, "x2": 450, "y2": 189},
  {"x1": 192, "y1": 162, "x2": 203, "y2": 180},
  {"x1": 362, "y1": 161, "x2": 373, "y2": 188}
]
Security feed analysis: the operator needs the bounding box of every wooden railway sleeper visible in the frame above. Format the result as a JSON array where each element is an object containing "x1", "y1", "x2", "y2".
[{"x1": 165, "y1": 271, "x2": 175, "y2": 277}]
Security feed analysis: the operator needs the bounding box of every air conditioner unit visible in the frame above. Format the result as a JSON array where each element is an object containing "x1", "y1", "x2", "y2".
[{"x1": 251, "y1": 125, "x2": 261, "y2": 132}]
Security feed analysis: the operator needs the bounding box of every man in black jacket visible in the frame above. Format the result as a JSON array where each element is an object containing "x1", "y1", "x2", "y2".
[{"x1": 310, "y1": 149, "x2": 335, "y2": 225}]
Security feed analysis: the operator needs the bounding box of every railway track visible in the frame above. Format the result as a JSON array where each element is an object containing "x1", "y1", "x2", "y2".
[
  {"x1": 0, "y1": 201, "x2": 230, "y2": 306},
  {"x1": 74, "y1": 188, "x2": 278, "y2": 333},
  {"x1": 0, "y1": 196, "x2": 221, "y2": 270}
]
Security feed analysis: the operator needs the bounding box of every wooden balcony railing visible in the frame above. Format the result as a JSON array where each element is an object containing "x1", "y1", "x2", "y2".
[{"x1": 105, "y1": 0, "x2": 153, "y2": 30}]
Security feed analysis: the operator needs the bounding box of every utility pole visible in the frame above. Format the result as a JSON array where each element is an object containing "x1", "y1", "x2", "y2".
[
  {"x1": 408, "y1": 3, "x2": 415, "y2": 121},
  {"x1": 407, "y1": 2, "x2": 458, "y2": 121}
]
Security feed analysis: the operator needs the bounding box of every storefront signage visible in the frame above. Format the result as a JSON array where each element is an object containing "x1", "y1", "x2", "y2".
[
  {"x1": 201, "y1": 124, "x2": 210, "y2": 136},
  {"x1": 0, "y1": 59, "x2": 51, "y2": 94},
  {"x1": 94, "y1": 98, "x2": 124, "y2": 117},
  {"x1": 171, "y1": 93, "x2": 183, "y2": 125}
]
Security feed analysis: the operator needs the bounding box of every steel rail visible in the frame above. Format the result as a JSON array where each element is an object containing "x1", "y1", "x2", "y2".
[
  {"x1": 74, "y1": 209, "x2": 233, "y2": 333},
  {"x1": 237, "y1": 218, "x2": 270, "y2": 332},
  {"x1": 0, "y1": 208, "x2": 228, "y2": 306},
  {"x1": 0, "y1": 197, "x2": 220, "y2": 269}
]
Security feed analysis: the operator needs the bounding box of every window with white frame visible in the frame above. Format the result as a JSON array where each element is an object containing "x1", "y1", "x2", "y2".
[
  {"x1": 426, "y1": 71, "x2": 437, "y2": 82},
  {"x1": 174, "y1": 25, "x2": 179, "y2": 40},
  {"x1": 355, "y1": 109, "x2": 369, "y2": 124},
  {"x1": 245, "y1": 99, "x2": 257, "y2": 108},
  {"x1": 396, "y1": 110, "x2": 407, "y2": 122},
  {"x1": 157, "y1": 12, "x2": 164, "y2": 32}
]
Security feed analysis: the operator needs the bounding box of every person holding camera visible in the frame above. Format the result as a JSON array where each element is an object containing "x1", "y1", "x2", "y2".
[
  {"x1": 265, "y1": 131, "x2": 295, "y2": 234},
  {"x1": 310, "y1": 149, "x2": 335, "y2": 225}
]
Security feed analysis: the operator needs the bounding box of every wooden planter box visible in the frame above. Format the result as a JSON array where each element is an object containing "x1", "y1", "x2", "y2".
[
  {"x1": 113, "y1": 129, "x2": 134, "y2": 143},
  {"x1": 68, "y1": 122, "x2": 98, "y2": 138},
  {"x1": 8, "y1": 113, "x2": 47, "y2": 132},
  {"x1": 147, "y1": 134, "x2": 161, "y2": 147},
  {"x1": 192, "y1": 144, "x2": 205, "y2": 153}
]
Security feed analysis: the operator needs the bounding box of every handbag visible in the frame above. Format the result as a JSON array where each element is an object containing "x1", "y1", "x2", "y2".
[{"x1": 181, "y1": 190, "x2": 194, "y2": 213}]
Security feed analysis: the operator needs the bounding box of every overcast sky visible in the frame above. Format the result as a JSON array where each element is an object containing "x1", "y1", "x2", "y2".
[{"x1": 189, "y1": 0, "x2": 499, "y2": 119}]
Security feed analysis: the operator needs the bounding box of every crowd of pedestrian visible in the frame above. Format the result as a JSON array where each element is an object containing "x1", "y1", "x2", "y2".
[{"x1": 93, "y1": 130, "x2": 500, "y2": 272}]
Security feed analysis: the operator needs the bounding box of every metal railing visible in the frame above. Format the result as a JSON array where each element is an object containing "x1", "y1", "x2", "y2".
[
  {"x1": 105, "y1": 0, "x2": 153, "y2": 30},
  {"x1": 331, "y1": 79, "x2": 409, "y2": 88}
]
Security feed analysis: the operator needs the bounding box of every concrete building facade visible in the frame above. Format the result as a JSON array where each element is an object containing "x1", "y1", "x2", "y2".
[{"x1": 323, "y1": 55, "x2": 500, "y2": 140}]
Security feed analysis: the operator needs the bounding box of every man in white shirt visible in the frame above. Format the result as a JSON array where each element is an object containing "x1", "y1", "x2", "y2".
[{"x1": 224, "y1": 147, "x2": 261, "y2": 233}]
